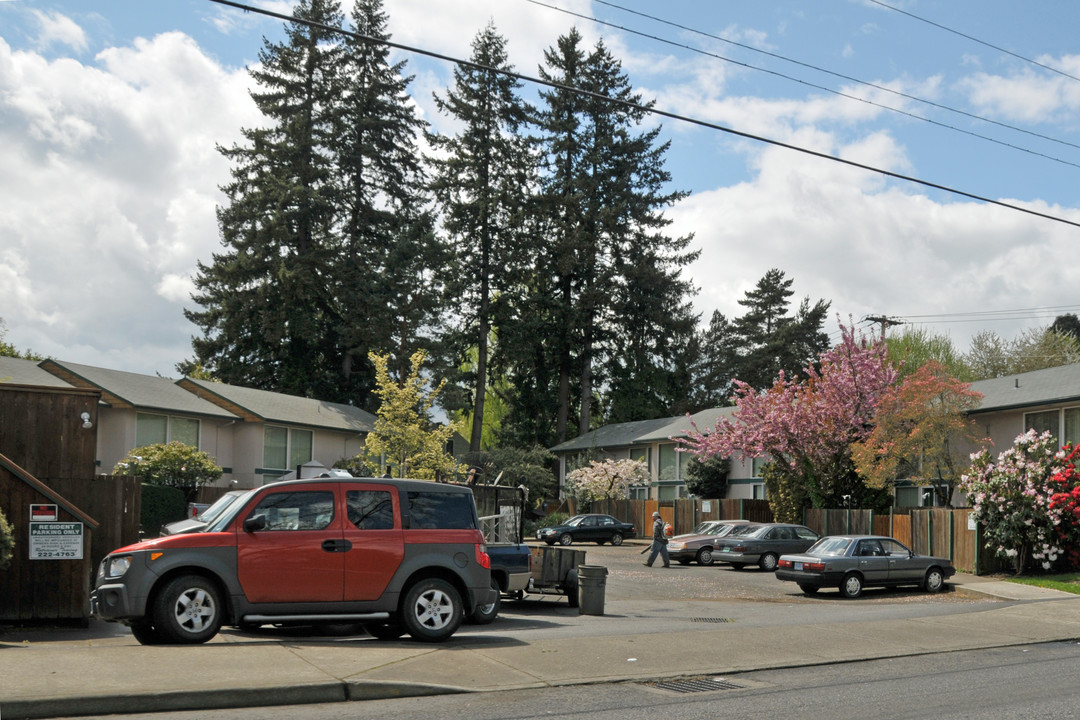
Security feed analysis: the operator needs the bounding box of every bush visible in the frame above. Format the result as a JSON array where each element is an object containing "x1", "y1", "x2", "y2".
[
  {"x1": 114, "y1": 442, "x2": 222, "y2": 499},
  {"x1": 140, "y1": 484, "x2": 187, "y2": 537},
  {"x1": 0, "y1": 506, "x2": 13, "y2": 571}
]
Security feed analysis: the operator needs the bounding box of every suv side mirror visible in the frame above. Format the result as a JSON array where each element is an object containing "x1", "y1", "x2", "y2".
[{"x1": 244, "y1": 514, "x2": 267, "y2": 533}]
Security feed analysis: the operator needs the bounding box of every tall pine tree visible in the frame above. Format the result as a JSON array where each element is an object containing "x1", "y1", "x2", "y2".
[
  {"x1": 186, "y1": 0, "x2": 348, "y2": 399},
  {"x1": 334, "y1": 0, "x2": 448, "y2": 400},
  {"x1": 427, "y1": 23, "x2": 536, "y2": 452},
  {"x1": 731, "y1": 268, "x2": 830, "y2": 391}
]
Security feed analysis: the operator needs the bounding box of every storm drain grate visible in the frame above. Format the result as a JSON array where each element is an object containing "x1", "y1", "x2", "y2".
[
  {"x1": 691, "y1": 617, "x2": 734, "y2": 623},
  {"x1": 646, "y1": 677, "x2": 746, "y2": 694}
]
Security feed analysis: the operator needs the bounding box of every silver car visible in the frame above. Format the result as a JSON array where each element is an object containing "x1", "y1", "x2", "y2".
[
  {"x1": 667, "y1": 520, "x2": 753, "y2": 566},
  {"x1": 774, "y1": 534, "x2": 957, "y2": 598}
]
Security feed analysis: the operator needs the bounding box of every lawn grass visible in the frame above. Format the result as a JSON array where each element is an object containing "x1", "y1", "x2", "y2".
[{"x1": 1008, "y1": 573, "x2": 1080, "y2": 595}]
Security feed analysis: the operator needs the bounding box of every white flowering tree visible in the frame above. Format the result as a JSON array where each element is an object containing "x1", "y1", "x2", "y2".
[
  {"x1": 959, "y1": 430, "x2": 1065, "y2": 574},
  {"x1": 565, "y1": 458, "x2": 650, "y2": 505}
]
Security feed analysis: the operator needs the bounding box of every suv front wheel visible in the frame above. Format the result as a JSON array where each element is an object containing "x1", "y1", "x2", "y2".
[
  {"x1": 402, "y1": 578, "x2": 463, "y2": 642},
  {"x1": 151, "y1": 575, "x2": 223, "y2": 644}
]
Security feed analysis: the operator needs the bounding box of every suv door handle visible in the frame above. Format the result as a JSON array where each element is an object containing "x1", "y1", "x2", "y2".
[{"x1": 321, "y1": 539, "x2": 353, "y2": 553}]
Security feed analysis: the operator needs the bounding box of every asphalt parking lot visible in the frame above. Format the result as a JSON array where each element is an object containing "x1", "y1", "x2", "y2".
[{"x1": 553, "y1": 541, "x2": 994, "y2": 605}]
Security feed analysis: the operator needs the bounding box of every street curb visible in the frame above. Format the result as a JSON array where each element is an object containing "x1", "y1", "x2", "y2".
[{"x1": 2, "y1": 680, "x2": 480, "y2": 720}]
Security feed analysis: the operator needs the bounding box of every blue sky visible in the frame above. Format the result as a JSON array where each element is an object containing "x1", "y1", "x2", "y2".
[{"x1": 3, "y1": 0, "x2": 1080, "y2": 377}]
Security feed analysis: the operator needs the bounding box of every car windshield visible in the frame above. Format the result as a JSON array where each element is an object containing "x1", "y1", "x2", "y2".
[
  {"x1": 197, "y1": 492, "x2": 242, "y2": 523},
  {"x1": 727, "y1": 524, "x2": 761, "y2": 537},
  {"x1": 565, "y1": 515, "x2": 588, "y2": 527},
  {"x1": 709, "y1": 523, "x2": 742, "y2": 537},
  {"x1": 203, "y1": 490, "x2": 255, "y2": 533},
  {"x1": 690, "y1": 521, "x2": 716, "y2": 534},
  {"x1": 806, "y1": 537, "x2": 854, "y2": 556}
]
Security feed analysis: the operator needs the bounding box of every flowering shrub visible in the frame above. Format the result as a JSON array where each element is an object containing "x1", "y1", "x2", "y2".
[
  {"x1": 1048, "y1": 445, "x2": 1080, "y2": 568},
  {"x1": 565, "y1": 459, "x2": 649, "y2": 503},
  {"x1": 959, "y1": 430, "x2": 1071, "y2": 573}
]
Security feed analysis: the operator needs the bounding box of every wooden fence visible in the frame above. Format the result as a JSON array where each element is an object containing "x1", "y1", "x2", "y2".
[
  {"x1": 801, "y1": 507, "x2": 996, "y2": 574},
  {"x1": 47, "y1": 475, "x2": 141, "y2": 570},
  {"x1": 579, "y1": 499, "x2": 997, "y2": 574}
]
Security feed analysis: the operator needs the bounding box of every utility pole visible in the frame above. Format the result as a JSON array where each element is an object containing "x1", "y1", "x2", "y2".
[{"x1": 864, "y1": 315, "x2": 904, "y2": 336}]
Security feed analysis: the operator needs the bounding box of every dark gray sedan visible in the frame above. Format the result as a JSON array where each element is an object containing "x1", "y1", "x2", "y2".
[
  {"x1": 713, "y1": 522, "x2": 820, "y2": 571},
  {"x1": 775, "y1": 534, "x2": 957, "y2": 598}
]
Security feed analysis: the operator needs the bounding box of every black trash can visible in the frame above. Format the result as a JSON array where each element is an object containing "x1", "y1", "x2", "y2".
[{"x1": 576, "y1": 564, "x2": 608, "y2": 616}]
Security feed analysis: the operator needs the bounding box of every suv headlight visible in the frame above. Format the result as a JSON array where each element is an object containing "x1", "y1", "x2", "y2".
[{"x1": 104, "y1": 555, "x2": 132, "y2": 579}]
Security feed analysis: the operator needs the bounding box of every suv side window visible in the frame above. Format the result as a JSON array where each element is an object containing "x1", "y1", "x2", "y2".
[
  {"x1": 346, "y1": 490, "x2": 394, "y2": 530},
  {"x1": 406, "y1": 491, "x2": 477, "y2": 529},
  {"x1": 248, "y1": 491, "x2": 334, "y2": 531}
]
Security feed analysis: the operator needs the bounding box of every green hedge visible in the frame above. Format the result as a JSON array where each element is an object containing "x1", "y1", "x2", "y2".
[{"x1": 140, "y1": 484, "x2": 187, "y2": 536}]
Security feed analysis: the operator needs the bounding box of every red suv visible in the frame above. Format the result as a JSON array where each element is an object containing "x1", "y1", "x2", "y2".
[{"x1": 90, "y1": 477, "x2": 495, "y2": 644}]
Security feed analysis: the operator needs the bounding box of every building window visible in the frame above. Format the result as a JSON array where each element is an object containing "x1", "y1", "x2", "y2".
[
  {"x1": 135, "y1": 412, "x2": 200, "y2": 449},
  {"x1": 1065, "y1": 408, "x2": 1080, "y2": 447},
  {"x1": 263, "y1": 426, "x2": 313, "y2": 471},
  {"x1": 752, "y1": 484, "x2": 766, "y2": 500},
  {"x1": 751, "y1": 457, "x2": 767, "y2": 478},
  {"x1": 1025, "y1": 410, "x2": 1060, "y2": 444},
  {"x1": 659, "y1": 444, "x2": 677, "y2": 483}
]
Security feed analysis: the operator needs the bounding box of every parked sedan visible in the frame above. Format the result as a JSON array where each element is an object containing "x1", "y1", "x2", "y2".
[
  {"x1": 713, "y1": 522, "x2": 820, "y2": 571},
  {"x1": 536, "y1": 514, "x2": 636, "y2": 546},
  {"x1": 775, "y1": 535, "x2": 957, "y2": 598},
  {"x1": 668, "y1": 520, "x2": 754, "y2": 566}
]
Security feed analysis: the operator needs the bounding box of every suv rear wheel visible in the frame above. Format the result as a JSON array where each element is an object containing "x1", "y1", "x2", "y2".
[{"x1": 402, "y1": 578, "x2": 463, "y2": 642}]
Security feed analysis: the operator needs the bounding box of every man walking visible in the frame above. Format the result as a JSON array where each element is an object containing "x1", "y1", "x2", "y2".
[{"x1": 644, "y1": 511, "x2": 670, "y2": 568}]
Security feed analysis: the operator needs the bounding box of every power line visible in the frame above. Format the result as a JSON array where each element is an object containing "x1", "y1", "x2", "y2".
[
  {"x1": 583, "y1": 0, "x2": 1080, "y2": 158},
  {"x1": 867, "y1": 0, "x2": 1080, "y2": 85},
  {"x1": 205, "y1": 0, "x2": 1080, "y2": 231}
]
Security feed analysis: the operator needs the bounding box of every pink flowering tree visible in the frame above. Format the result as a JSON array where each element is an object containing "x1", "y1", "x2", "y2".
[
  {"x1": 681, "y1": 320, "x2": 897, "y2": 518},
  {"x1": 565, "y1": 458, "x2": 650, "y2": 505},
  {"x1": 960, "y1": 430, "x2": 1074, "y2": 574}
]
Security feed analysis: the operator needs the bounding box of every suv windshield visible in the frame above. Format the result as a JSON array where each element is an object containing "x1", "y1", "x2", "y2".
[
  {"x1": 198, "y1": 492, "x2": 242, "y2": 523},
  {"x1": 203, "y1": 490, "x2": 255, "y2": 532}
]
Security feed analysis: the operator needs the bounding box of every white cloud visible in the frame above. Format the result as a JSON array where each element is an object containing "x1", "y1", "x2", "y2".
[
  {"x1": 959, "y1": 55, "x2": 1080, "y2": 123},
  {"x1": 674, "y1": 135, "x2": 1080, "y2": 348},
  {"x1": 0, "y1": 29, "x2": 258, "y2": 374},
  {"x1": 31, "y1": 9, "x2": 87, "y2": 52}
]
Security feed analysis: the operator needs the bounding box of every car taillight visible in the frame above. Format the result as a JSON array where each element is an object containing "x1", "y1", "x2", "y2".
[
  {"x1": 476, "y1": 544, "x2": 490, "y2": 570},
  {"x1": 732, "y1": 545, "x2": 747, "y2": 552},
  {"x1": 803, "y1": 562, "x2": 825, "y2": 571},
  {"x1": 778, "y1": 559, "x2": 793, "y2": 568}
]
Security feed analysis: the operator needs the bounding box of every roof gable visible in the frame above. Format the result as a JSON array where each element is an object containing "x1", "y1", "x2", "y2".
[
  {"x1": 178, "y1": 378, "x2": 376, "y2": 433},
  {"x1": 550, "y1": 407, "x2": 737, "y2": 452},
  {"x1": 39, "y1": 360, "x2": 238, "y2": 419},
  {"x1": 969, "y1": 362, "x2": 1080, "y2": 413},
  {"x1": 0, "y1": 357, "x2": 74, "y2": 388}
]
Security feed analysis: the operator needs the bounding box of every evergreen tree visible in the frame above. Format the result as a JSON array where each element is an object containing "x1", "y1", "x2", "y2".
[
  {"x1": 334, "y1": 0, "x2": 448, "y2": 400},
  {"x1": 732, "y1": 269, "x2": 830, "y2": 391},
  {"x1": 690, "y1": 310, "x2": 739, "y2": 410},
  {"x1": 427, "y1": 23, "x2": 536, "y2": 453},
  {"x1": 535, "y1": 31, "x2": 699, "y2": 437},
  {"x1": 185, "y1": 0, "x2": 348, "y2": 399}
]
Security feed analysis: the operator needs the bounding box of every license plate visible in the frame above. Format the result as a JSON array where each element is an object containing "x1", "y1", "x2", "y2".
[{"x1": 794, "y1": 562, "x2": 803, "y2": 570}]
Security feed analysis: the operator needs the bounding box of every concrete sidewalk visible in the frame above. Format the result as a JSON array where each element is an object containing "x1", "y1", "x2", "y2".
[{"x1": 2, "y1": 575, "x2": 1079, "y2": 720}]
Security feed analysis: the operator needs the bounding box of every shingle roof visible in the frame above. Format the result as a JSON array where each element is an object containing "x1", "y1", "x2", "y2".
[
  {"x1": 0, "y1": 357, "x2": 74, "y2": 387},
  {"x1": 550, "y1": 407, "x2": 737, "y2": 452},
  {"x1": 39, "y1": 360, "x2": 237, "y2": 419},
  {"x1": 969, "y1": 362, "x2": 1080, "y2": 414},
  {"x1": 178, "y1": 378, "x2": 376, "y2": 433}
]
